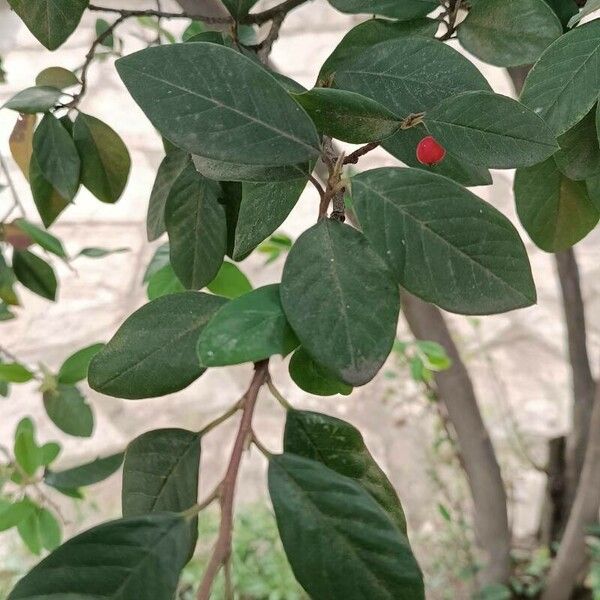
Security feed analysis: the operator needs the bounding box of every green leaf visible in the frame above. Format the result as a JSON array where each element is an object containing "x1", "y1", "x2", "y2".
[
  {"x1": 143, "y1": 243, "x2": 170, "y2": 282},
  {"x1": 206, "y1": 261, "x2": 252, "y2": 299},
  {"x1": 58, "y1": 343, "x2": 105, "y2": 384},
  {"x1": 0, "y1": 500, "x2": 36, "y2": 532},
  {"x1": 554, "y1": 106, "x2": 600, "y2": 180},
  {"x1": 17, "y1": 508, "x2": 42, "y2": 555},
  {"x1": 29, "y1": 153, "x2": 70, "y2": 228},
  {"x1": 424, "y1": 91, "x2": 559, "y2": 168},
  {"x1": 14, "y1": 219, "x2": 66, "y2": 258},
  {"x1": 73, "y1": 113, "x2": 131, "y2": 203},
  {"x1": 3, "y1": 87, "x2": 62, "y2": 113},
  {"x1": 269, "y1": 453, "x2": 424, "y2": 600},
  {"x1": 147, "y1": 150, "x2": 190, "y2": 241},
  {"x1": 221, "y1": 0, "x2": 259, "y2": 18},
  {"x1": 192, "y1": 154, "x2": 310, "y2": 182},
  {"x1": 147, "y1": 264, "x2": 185, "y2": 300},
  {"x1": 45, "y1": 452, "x2": 124, "y2": 489},
  {"x1": 95, "y1": 18, "x2": 115, "y2": 48},
  {"x1": 568, "y1": 0, "x2": 600, "y2": 27},
  {"x1": 543, "y1": 0, "x2": 578, "y2": 29},
  {"x1": 39, "y1": 442, "x2": 60, "y2": 466},
  {"x1": 35, "y1": 67, "x2": 79, "y2": 89},
  {"x1": 289, "y1": 347, "x2": 352, "y2": 396},
  {"x1": 458, "y1": 0, "x2": 562, "y2": 67},
  {"x1": 7, "y1": 513, "x2": 192, "y2": 600},
  {"x1": 89, "y1": 292, "x2": 226, "y2": 399},
  {"x1": 0, "y1": 252, "x2": 20, "y2": 306},
  {"x1": 0, "y1": 302, "x2": 15, "y2": 323},
  {"x1": 352, "y1": 167, "x2": 536, "y2": 315},
  {"x1": 293, "y1": 88, "x2": 400, "y2": 143},
  {"x1": 165, "y1": 164, "x2": 227, "y2": 289},
  {"x1": 7, "y1": 0, "x2": 88, "y2": 50},
  {"x1": 281, "y1": 220, "x2": 399, "y2": 386},
  {"x1": 197, "y1": 284, "x2": 299, "y2": 367},
  {"x1": 284, "y1": 410, "x2": 407, "y2": 533},
  {"x1": 232, "y1": 178, "x2": 306, "y2": 259},
  {"x1": 37, "y1": 508, "x2": 61, "y2": 551},
  {"x1": 32, "y1": 114, "x2": 80, "y2": 201},
  {"x1": 332, "y1": 37, "x2": 490, "y2": 117},
  {"x1": 514, "y1": 158, "x2": 599, "y2": 251},
  {"x1": 319, "y1": 18, "x2": 438, "y2": 83},
  {"x1": 77, "y1": 246, "x2": 129, "y2": 258},
  {"x1": 43, "y1": 384, "x2": 94, "y2": 437},
  {"x1": 0, "y1": 363, "x2": 34, "y2": 383},
  {"x1": 14, "y1": 419, "x2": 39, "y2": 476},
  {"x1": 520, "y1": 21, "x2": 600, "y2": 136},
  {"x1": 328, "y1": 0, "x2": 436, "y2": 20},
  {"x1": 12, "y1": 250, "x2": 57, "y2": 301},
  {"x1": 116, "y1": 43, "x2": 320, "y2": 167}
]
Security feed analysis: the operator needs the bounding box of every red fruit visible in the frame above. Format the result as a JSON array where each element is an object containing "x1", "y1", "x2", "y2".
[{"x1": 416, "y1": 136, "x2": 446, "y2": 166}]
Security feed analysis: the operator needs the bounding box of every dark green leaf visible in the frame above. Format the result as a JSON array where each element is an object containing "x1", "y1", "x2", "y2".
[
  {"x1": 0, "y1": 363, "x2": 34, "y2": 383},
  {"x1": 35, "y1": 67, "x2": 79, "y2": 89},
  {"x1": 43, "y1": 384, "x2": 94, "y2": 437},
  {"x1": 568, "y1": 0, "x2": 600, "y2": 26},
  {"x1": 13, "y1": 250, "x2": 57, "y2": 301},
  {"x1": 95, "y1": 18, "x2": 114, "y2": 48},
  {"x1": 293, "y1": 88, "x2": 400, "y2": 143},
  {"x1": 198, "y1": 284, "x2": 299, "y2": 366},
  {"x1": 3, "y1": 87, "x2": 62, "y2": 113},
  {"x1": 554, "y1": 106, "x2": 600, "y2": 180},
  {"x1": 222, "y1": 0, "x2": 259, "y2": 18},
  {"x1": 116, "y1": 43, "x2": 320, "y2": 167},
  {"x1": 45, "y1": 452, "x2": 124, "y2": 489},
  {"x1": 269, "y1": 453, "x2": 424, "y2": 600},
  {"x1": 8, "y1": 513, "x2": 192, "y2": 600},
  {"x1": 424, "y1": 91, "x2": 559, "y2": 168},
  {"x1": 514, "y1": 158, "x2": 599, "y2": 251},
  {"x1": 143, "y1": 243, "x2": 170, "y2": 282},
  {"x1": 284, "y1": 410, "x2": 407, "y2": 533},
  {"x1": 289, "y1": 347, "x2": 352, "y2": 396},
  {"x1": 29, "y1": 153, "x2": 70, "y2": 228},
  {"x1": 89, "y1": 292, "x2": 226, "y2": 399},
  {"x1": 147, "y1": 150, "x2": 190, "y2": 241},
  {"x1": 147, "y1": 264, "x2": 185, "y2": 300},
  {"x1": 281, "y1": 220, "x2": 399, "y2": 386},
  {"x1": 58, "y1": 343, "x2": 105, "y2": 385},
  {"x1": 206, "y1": 261, "x2": 252, "y2": 299},
  {"x1": 520, "y1": 21, "x2": 600, "y2": 136},
  {"x1": 328, "y1": 0, "x2": 436, "y2": 20},
  {"x1": 352, "y1": 167, "x2": 536, "y2": 315},
  {"x1": 14, "y1": 218, "x2": 66, "y2": 258},
  {"x1": 7, "y1": 0, "x2": 88, "y2": 50},
  {"x1": 73, "y1": 113, "x2": 131, "y2": 203},
  {"x1": 32, "y1": 113, "x2": 80, "y2": 201},
  {"x1": 232, "y1": 178, "x2": 306, "y2": 259},
  {"x1": 165, "y1": 164, "x2": 227, "y2": 289},
  {"x1": 319, "y1": 18, "x2": 438, "y2": 83},
  {"x1": 192, "y1": 154, "x2": 310, "y2": 182},
  {"x1": 543, "y1": 0, "x2": 578, "y2": 29},
  {"x1": 458, "y1": 0, "x2": 562, "y2": 67},
  {"x1": 333, "y1": 37, "x2": 489, "y2": 117},
  {"x1": 77, "y1": 246, "x2": 128, "y2": 258}
]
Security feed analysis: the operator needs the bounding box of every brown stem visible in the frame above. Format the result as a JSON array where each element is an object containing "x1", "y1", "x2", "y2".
[
  {"x1": 196, "y1": 360, "x2": 269, "y2": 600},
  {"x1": 343, "y1": 142, "x2": 380, "y2": 165},
  {"x1": 401, "y1": 292, "x2": 511, "y2": 587}
]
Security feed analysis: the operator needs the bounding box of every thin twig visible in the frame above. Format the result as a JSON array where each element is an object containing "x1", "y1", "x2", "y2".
[
  {"x1": 196, "y1": 360, "x2": 269, "y2": 600},
  {"x1": 308, "y1": 174, "x2": 325, "y2": 201},
  {"x1": 255, "y1": 13, "x2": 285, "y2": 62},
  {"x1": 267, "y1": 376, "x2": 292, "y2": 410},
  {"x1": 198, "y1": 401, "x2": 242, "y2": 437},
  {"x1": 88, "y1": 4, "x2": 231, "y2": 25},
  {"x1": 0, "y1": 154, "x2": 25, "y2": 219},
  {"x1": 343, "y1": 142, "x2": 381, "y2": 165}
]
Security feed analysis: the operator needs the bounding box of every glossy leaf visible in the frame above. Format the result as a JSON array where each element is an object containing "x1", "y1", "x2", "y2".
[
  {"x1": 73, "y1": 113, "x2": 131, "y2": 203},
  {"x1": 458, "y1": 0, "x2": 562, "y2": 67},
  {"x1": 269, "y1": 453, "x2": 424, "y2": 600},
  {"x1": 333, "y1": 37, "x2": 489, "y2": 117},
  {"x1": 35, "y1": 67, "x2": 79, "y2": 89},
  {"x1": 147, "y1": 150, "x2": 190, "y2": 241},
  {"x1": 7, "y1": 513, "x2": 193, "y2": 600},
  {"x1": 281, "y1": 220, "x2": 399, "y2": 386},
  {"x1": 89, "y1": 292, "x2": 226, "y2": 399},
  {"x1": 3, "y1": 87, "x2": 62, "y2": 114},
  {"x1": 198, "y1": 284, "x2": 299, "y2": 366},
  {"x1": 285, "y1": 409, "x2": 407, "y2": 532},
  {"x1": 45, "y1": 452, "x2": 124, "y2": 489},
  {"x1": 514, "y1": 158, "x2": 599, "y2": 251},
  {"x1": 165, "y1": 164, "x2": 227, "y2": 289},
  {"x1": 328, "y1": 0, "x2": 436, "y2": 20},
  {"x1": 424, "y1": 91, "x2": 559, "y2": 168},
  {"x1": 12, "y1": 250, "x2": 57, "y2": 301},
  {"x1": 232, "y1": 178, "x2": 306, "y2": 260},
  {"x1": 520, "y1": 21, "x2": 600, "y2": 135},
  {"x1": 58, "y1": 343, "x2": 105, "y2": 385},
  {"x1": 352, "y1": 168, "x2": 536, "y2": 315},
  {"x1": 116, "y1": 43, "x2": 320, "y2": 167},
  {"x1": 29, "y1": 153, "x2": 70, "y2": 228},
  {"x1": 319, "y1": 18, "x2": 438, "y2": 82},
  {"x1": 32, "y1": 114, "x2": 80, "y2": 201},
  {"x1": 7, "y1": 0, "x2": 88, "y2": 50},
  {"x1": 14, "y1": 219, "x2": 66, "y2": 258},
  {"x1": 293, "y1": 88, "x2": 400, "y2": 143},
  {"x1": 43, "y1": 384, "x2": 94, "y2": 437},
  {"x1": 206, "y1": 261, "x2": 252, "y2": 299},
  {"x1": 289, "y1": 347, "x2": 352, "y2": 396}
]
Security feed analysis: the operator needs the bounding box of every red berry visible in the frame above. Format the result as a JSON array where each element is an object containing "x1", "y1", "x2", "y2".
[{"x1": 416, "y1": 136, "x2": 446, "y2": 166}]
